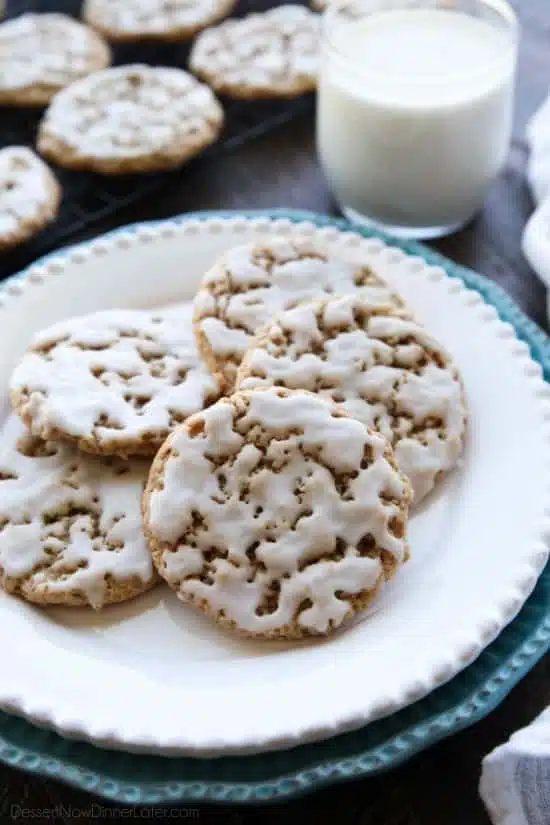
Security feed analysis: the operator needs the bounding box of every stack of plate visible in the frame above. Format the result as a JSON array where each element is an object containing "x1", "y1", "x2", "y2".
[{"x1": 0, "y1": 209, "x2": 549, "y2": 805}]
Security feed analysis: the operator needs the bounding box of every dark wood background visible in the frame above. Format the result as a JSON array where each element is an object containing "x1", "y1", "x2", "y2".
[{"x1": 1, "y1": 0, "x2": 549, "y2": 822}]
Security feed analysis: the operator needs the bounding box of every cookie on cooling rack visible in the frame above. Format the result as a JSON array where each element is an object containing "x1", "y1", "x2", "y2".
[
  {"x1": 83, "y1": 0, "x2": 236, "y2": 42},
  {"x1": 0, "y1": 147, "x2": 61, "y2": 251},
  {"x1": 236, "y1": 292, "x2": 467, "y2": 505},
  {"x1": 0, "y1": 13, "x2": 110, "y2": 107},
  {"x1": 192, "y1": 236, "x2": 404, "y2": 391},
  {"x1": 0, "y1": 415, "x2": 156, "y2": 609},
  {"x1": 143, "y1": 387, "x2": 412, "y2": 639},
  {"x1": 10, "y1": 308, "x2": 221, "y2": 458},
  {"x1": 189, "y1": 5, "x2": 320, "y2": 99},
  {"x1": 37, "y1": 64, "x2": 224, "y2": 175},
  {"x1": 310, "y1": 0, "x2": 367, "y2": 16}
]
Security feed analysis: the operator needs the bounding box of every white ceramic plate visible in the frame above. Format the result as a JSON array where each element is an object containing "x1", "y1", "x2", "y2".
[{"x1": 0, "y1": 215, "x2": 549, "y2": 757}]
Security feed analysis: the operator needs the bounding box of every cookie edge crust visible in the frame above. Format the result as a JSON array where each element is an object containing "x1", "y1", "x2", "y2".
[
  {"x1": 192, "y1": 314, "x2": 236, "y2": 394},
  {"x1": 1, "y1": 566, "x2": 159, "y2": 608},
  {"x1": 37, "y1": 112, "x2": 224, "y2": 175},
  {"x1": 189, "y1": 65, "x2": 316, "y2": 100}
]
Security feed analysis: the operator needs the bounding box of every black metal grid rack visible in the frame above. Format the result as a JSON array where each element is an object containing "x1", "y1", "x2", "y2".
[{"x1": 0, "y1": 0, "x2": 314, "y2": 279}]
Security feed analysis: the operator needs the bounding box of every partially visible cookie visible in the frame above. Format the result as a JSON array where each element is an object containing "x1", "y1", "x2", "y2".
[
  {"x1": 192, "y1": 237, "x2": 403, "y2": 391},
  {"x1": 0, "y1": 415, "x2": 156, "y2": 609},
  {"x1": 143, "y1": 387, "x2": 412, "y2": 639},
  {"x1": 236, "y1": 293, "x2": 467, "y2": 505},
  {"x1": 10, "y1": 308, "x2": 221, "y2": 458},
  {"x1": 0, "y1": 13, "x2": 111, "y2": 107},
  {"x1": 0, "y1": 147, "x2": 61, "y2": 251},
  {"x1": 83, "y1": 0, "x2": 236, "y2": 42},
  {"x1": 37, "y1": 65, "x2": 224, "y2": 174},
  {"x1": 189, "y1": 5, "x2": 320, "y2": 99}
]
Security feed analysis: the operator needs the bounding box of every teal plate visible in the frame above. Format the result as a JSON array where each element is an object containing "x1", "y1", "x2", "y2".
[{"x1": 0, "y1": 209, "x2": 549, "y2": 805}]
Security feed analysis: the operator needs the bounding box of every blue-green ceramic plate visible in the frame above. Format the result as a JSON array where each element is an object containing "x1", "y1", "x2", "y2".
[{"x1": 0, "y1": 210, "x2": 548, "y2": 805}]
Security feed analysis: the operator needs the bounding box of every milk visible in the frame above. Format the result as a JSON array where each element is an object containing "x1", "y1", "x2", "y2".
[{"x1": 317, "y1": 7, "x2": 517, "y2": 236}]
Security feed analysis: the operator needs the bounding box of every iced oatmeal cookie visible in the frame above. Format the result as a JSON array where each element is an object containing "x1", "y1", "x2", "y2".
[
  {"x1": 189, "y1": 5, "x2": 320, "y2": 99},
  {"x1": 0, "y1": 13, "x2": 110, "y2": 106},
  {"x1": 0, "y1": 415, "x2": 156, "y2": 608},
  {"x1": 0, "y1": 147, "x2": 60, "y2": 250},
  {"x1": 83, "y1": 0, "x2": 235, "y2": 42},
  {"x1": 143, "y1": 387, "x2": 412, "y2": 639},
  {"x1": 37, "y1": 65, "x2": 224, "y2": 174},
  {"x1": 192, "y1": 237, "x2": 402, "y2": 390},
  {"x1": 236, "y1": 292, "x2": 467, "y2": 504},
  {"x1": 10, "y1": 308, "x2": 221, "y2": 457}
]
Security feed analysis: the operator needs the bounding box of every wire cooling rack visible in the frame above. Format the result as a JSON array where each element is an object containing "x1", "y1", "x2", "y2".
[{"x1": 0, "y1": 0, "x2": 314, "y2": 279}]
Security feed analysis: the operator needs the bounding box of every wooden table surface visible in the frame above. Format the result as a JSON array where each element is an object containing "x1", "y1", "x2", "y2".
[{"x1": 1, "y1": 0, "x2": 549, "y2": 822}]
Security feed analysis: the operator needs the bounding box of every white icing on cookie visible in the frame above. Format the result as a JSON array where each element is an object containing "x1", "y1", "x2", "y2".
[
  {"x1": 145, "y1": 388, "x2": 411, "y2": 637},
  {"x1": 193, "y1": 237, "x2": 400, "y2": 388},
  {"x1": 236, "y1": 293, "x2": 467, "y2": 504},
  {"x1": 189, "y1": 5, "x2": 320, "y2": 98},
  {"x1": 37, "y1": 65, "x2": 223, "y2": 172},
  {"x1": 0, "y1": 13, "x2": 110, "y2": 104},
  {"x1": 0, "y1": 415, "x2": 154, "y2": 608},
  {"x1": 83, "y1": 0, "x2": 235, "y2": 40},
  {"x1": 10, "y1": 308, "x2": 220, "y2": 456},
  {"x1": 0, "y1": 147, "x2": 60, "y2": 247}
]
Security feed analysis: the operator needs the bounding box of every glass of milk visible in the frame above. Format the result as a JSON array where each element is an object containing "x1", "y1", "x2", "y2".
[{"x1": 317, "y1": 0, "x2": 518, "y2": 239}]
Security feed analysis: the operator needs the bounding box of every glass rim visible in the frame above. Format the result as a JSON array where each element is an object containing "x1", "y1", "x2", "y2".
[{"x1": 321, "y1": 0, "x2": 519, "y2": 85}]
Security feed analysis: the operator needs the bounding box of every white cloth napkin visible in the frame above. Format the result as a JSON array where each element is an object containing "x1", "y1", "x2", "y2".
[
  {"x1": 522, "y1": 92, "x2": 550, "y2": 322},
  {"x1": 480, "y1": 707, "x2": 550, "y2": 825},
  {"x1": 478, "y1": 94, "x2": 550, "y2": 825}
]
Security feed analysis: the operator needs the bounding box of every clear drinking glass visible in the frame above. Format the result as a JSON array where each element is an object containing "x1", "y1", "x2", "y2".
[{"x1": 317, "y1": 0, "x2": 518, "y2": 239}]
